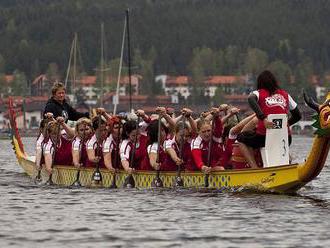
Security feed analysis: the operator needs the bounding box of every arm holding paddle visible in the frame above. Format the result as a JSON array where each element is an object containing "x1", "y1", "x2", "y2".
[
  {"x1": 136, "y1": 109, "x2": 151, "y2": 123},
  {"x1": 148, "y1": 146, "x2": 161, "y2": 170},
  {"x1": 156, "y1": 106, "x2": 176, "y2": 132},
  {"x1": 87, "y1": 146, "x2": 101, "y2": 164},
  {"x1": 103, "y1": 139, "x2": 116, "y2": 172},
  {"x1": 96, "y1": 107, "x2": 112, "y2": 123},
  {"x1": 56, "y1": 116, "x2": 75, "y2": 139},
  {"x1": 209, "y1": 107, "x2": 225, "y2": 171}
]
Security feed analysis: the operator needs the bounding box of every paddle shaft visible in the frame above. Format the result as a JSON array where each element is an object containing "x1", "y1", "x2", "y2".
[
  {"x1": 177, "y1": 116, "x2": 186, "y2": 176},
  {"x1": 205, "y1": 115, "x2": 216, "y2": 187},
  {"x1": 129, "y1": 116, "x2": 140, "y2": 169},
  {"x1": 151, "y1": 116, "x2": 164, "y2": 187},
  {"x1": 156, "y1": 116, "x2": 162, "y2": 177},
  {"x1": 110, "y1": 121, "x2": 122, "y2": 188},
  {"x1": 74, "y1": 124, "x2": 86, "y2": 184},
  {"x1": 94, "y1": 115, "x2": 103, "y2": 172},
  {"x1": 49, "y1": 123, "x2": 61, "y2": 183}
]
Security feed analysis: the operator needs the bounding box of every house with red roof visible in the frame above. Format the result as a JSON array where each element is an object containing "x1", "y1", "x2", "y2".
[{"x1": 156, "y1": 74, "x2": 251, "y2": 99}]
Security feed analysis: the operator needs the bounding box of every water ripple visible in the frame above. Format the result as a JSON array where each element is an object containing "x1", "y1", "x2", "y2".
[{"x1": 0, "y1": 137, "x2": 330, "y2": 247}]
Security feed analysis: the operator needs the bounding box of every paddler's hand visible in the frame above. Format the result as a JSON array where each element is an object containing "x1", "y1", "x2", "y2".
[
  {"x1": 182, "y1": 108, "x2": 192, "y2": 117},
  {"x1": 219, "y1": 104, "x2": 229, "y2": 112},
  {"x1": 96, "y1": 108, "x2": 106, "y2": 115},
  {"x1": 127, "y1": 167, "x2": 135, "y2": 174},
  {"x1": 166, "y1": 107, "x2": 175, "y2": 116},
  {"x1": 153, "y1": 162, "x2": 161, "y2": 171},
  {"x1": 44, "y1": 112, "x2": 54, "y2": 119},
  {"x1": 175, "y1": 158, "x2": 183, "y2": 166},
  {"x1": 156, "y1": 106, "x2": 166, "y2": 115},
  {"x1": 211, "y1": 166, "x2": 225, "y2": 171},
  {"x1": 263, "y1": 119, "x2": 274, "y2": 129},
  {"x1": 200, "y1": 111, "x2": 210, "y2": 119},
  {"x1": 201, "y1": 165, "x2": 211, "y2": 174},
  {"x1": 92, "y1": 156, "x2": 101, "y2": 163},
  {"x1": 136, "y1": 109, "x2": 145, "y2": 117},
  {"x1": 229, "y1": 107, "x2": 240, "y2": 116},
  {"x1": 210, "y1": 107, "x2": 220, "y2": 117},
  {"x1": 56, "y1": 116, "x2": 65, "y2": 124},
  {"x1": 107, "y1": 166, "x2": 116, "y2": 172},
  {"x1": 74, "y1": 163, "x2": 82, "y2": 168}
]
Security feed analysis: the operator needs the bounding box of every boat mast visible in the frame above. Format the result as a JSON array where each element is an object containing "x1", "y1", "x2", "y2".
[
  {"x1": 113, "y1": 16, "x2": 127, "y2": 115},
  {"x1": 73, "y1": 33, "x2": 77, "y2": 93},
  {"x1": 100, "y1": 22, "x2": 105, "y2": 108},
  {"x1": 64, "y1": 33, "x2": 78, "y2": 94},
  {"x1": 126, "y1": 9, "x2": 132, "y2": 113},
  {"x1": 64, "y1": 34, "x2": 75, "y2": 90}
]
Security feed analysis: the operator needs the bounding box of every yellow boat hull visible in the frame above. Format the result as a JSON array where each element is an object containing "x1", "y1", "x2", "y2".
[{"x1": 13, "y1": 136, "x2": 308, "y2": 193}]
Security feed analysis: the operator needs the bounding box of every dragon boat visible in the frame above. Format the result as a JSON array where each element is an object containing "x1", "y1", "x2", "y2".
[{"x1": 8, "y1": 93, "x2": 330, "y2": 193}]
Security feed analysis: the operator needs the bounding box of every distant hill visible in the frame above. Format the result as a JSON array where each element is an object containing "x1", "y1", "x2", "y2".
[{"x1": 0, "y1": 0, "x2": 330, "y2": 80}]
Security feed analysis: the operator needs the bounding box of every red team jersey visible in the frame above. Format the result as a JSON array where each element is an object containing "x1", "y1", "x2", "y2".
[
  {"x1": 191, "y1": 116, "x2": 224, "y2": 169},
  {"x1": 254, "y1": 89, "x2": 292, "y2": 135}
]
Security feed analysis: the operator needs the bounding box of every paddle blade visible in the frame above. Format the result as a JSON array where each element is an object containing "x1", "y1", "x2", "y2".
[
  {"x1": 204, "y1": 174, "x2": 209, "y2": 188},
  {"x1": 45, "y1": 175, "x2": 53, "y2": 186},
  {"x1": 71, "y1": 180, "x2": 81, "y2": 187},
  {"x1": 151, "y1": 177, "x2": 163, "y2": 188},
  {"x1": 92, "y1": 170, "x2": 103, "y2": 184},
  {"x1": 175, "y1": 176, "x2": 184, "y2": 187},
  {"x1": 123, "y1": 174, "x2": 135, "y2": 188},
  {"x1": 34, "y1": 171, "x2": 42, "y2": 185},
  {"x1": 109, "y1": 174, "x2": 117, "y2": 189}
]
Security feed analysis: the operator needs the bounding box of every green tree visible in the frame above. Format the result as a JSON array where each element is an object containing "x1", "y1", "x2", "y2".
[
  {"x1": 244, "y1": 48, "x2": 269, "y2": 78},
  {"x1": 294, "y1": 56, "x2": 314, "y2": 101},
  {"x1": 46, "y1": 63, "x2": 60, "y2": 82},
  {"x1": 11, "y1": 70, "x2": 27, "y2": 96},
  {"x1": 268, "y1": 60, "x2": 292, "y2": 86},
  {"x1": 0, "y1": 54, "x2": 5, "y2": 73}
]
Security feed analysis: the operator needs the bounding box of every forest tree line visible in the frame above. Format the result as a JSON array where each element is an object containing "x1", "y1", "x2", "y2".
[{"x1": 0, "y1": 0, "x2": 330, "y2": 100}]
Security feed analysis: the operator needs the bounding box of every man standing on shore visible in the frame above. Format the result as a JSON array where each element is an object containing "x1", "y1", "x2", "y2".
[{"x1": 43, "y1": 82, "x2": 89, "y2": 121}]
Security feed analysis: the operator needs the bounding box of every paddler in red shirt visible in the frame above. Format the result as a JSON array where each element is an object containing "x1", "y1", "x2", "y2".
[{"x1": 237, "y1": 70, "x2": 301, "y2": 168}]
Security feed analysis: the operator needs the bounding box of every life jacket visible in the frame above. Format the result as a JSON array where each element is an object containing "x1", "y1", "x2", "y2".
[
  {"x1": 53, "y1": 136, "x2": 73, "y2": 165},
  {"x1": 103, "y1": 134, "x2": 121, "y2": 169},
  {"x1": 86, "y1": 134, "x2": 105, "y2": 168},
  {"x1": 191, "y1": 135, "x2": 224, "y2": 169},
  {"x1": 120, "y1": 135, "x2": 150, "y2": 170},
  {"x1": 191, "y1": 116, "x2": 225, "y2": 169},
  {"x1": 163, "y1": 137, "x2": 197, "y2": 171},
  {"x1": 147, "y1": 142, "x2": 171, "y2": 171},
  {"x1": 72, "y1": 136, "x2": 88, "y2": 167}
]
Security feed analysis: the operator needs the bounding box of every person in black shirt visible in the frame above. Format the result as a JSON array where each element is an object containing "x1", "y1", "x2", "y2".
[{"x1": 43, "y1": 82, "x2": 89, "y2": 122}]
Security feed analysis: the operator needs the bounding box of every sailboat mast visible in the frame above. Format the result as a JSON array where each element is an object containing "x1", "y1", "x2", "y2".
[
  {"x1": 113, "y1": 16, "x2": 127, "y2": 115},
  {"x1": 64, "y1": 35, "x2": 75, "y2": 90},
  {"x1": 126, "y1": 9, "x2": 132, "y2": 113},
  {"x1": 100, "y1": 22, "x2": 105, "y2": 108},
  {"x1": 73, "y1": 33, "x2": 77, "y2": 93}
]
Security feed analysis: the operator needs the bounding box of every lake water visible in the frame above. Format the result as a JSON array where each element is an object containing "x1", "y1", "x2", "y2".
[{"x1": 0, "y1": 136, "x2": 330, "y2": 247}]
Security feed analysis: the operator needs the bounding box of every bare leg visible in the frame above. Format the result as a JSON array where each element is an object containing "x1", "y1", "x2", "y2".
[{"x1": 238, "y1": 142, "x2": 258, "y2": 168}]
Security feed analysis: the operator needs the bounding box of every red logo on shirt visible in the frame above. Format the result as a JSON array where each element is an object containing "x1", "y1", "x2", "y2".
[{"x1": 265, "y1": 94, "x2": 287, "y2": 110}]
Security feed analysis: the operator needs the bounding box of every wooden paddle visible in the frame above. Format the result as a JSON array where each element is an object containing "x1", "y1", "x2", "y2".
[
  {"x1": 152, "y1": 116, "x2": 164, "y2": 188},
  {"x1": 175, "y1": 115, "x2": 185, "y2": 187},
  {"x1": 35, "y1": 136, "x2": 44, "y2": 184},
  {"x1": 46, "y1": 122, "x2": 61, "y2": 185},
  {"x1": 92, "y1": 115, "x2": 103, "y2": 186},
  {"x1": 204, "y1": 115, "x2": 216, "y2": 188},
  {"x1": 123, "y1": 116, "x2": 140, "y2": 188},
  {"x1": 109, "y1": 121, "x2": 121, "y2": 189},
  {"x1": 72, "y1": 123, "x2": 86, "y2": 187}
]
